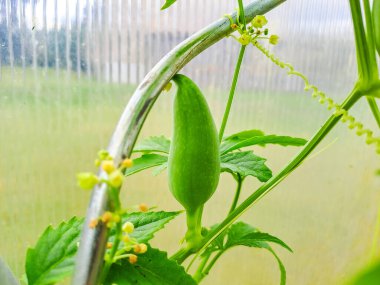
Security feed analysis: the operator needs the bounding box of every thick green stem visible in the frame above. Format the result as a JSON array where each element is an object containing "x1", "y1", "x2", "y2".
[
  {"x1": 192, "y1": 253, "x2": 211, "y2": 282},
  {"x1": 349, "y1": 0, "x2": 372, "y2": 81},
  {"x1": 195, "y1": 251, "x2": 224, "y2": 283},
  {"x1": 237, "y1": 0, "x2": 247, "y2": 28},
  {"x1": 195, "y1": 87, "x2": 362, "y2": 260},
  {"x1": 367, "y1": 97, "x2": 380, "y2": 128},
  {"x1": 229, "y1": 174, "x2": 243, "y2": 214},
  {"x1": 219, "y1": 45, "x2": 246, "y2": 142}
]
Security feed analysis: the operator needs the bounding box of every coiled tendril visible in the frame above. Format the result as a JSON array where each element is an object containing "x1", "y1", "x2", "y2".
[{"x1": 252, "y1": 41, "x2": 380, "y2": 154}]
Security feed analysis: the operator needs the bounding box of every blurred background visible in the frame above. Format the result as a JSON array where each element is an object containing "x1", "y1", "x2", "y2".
[{"x1": 0, "y1": 0, "x2": 379, "y2": 284}]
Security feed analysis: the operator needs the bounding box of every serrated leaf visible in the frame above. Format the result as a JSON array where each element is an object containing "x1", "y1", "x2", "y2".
[
  {"x1": 25, "y1": 217, "x2": 83, "y2": 285},
  {"x1": 225, "y1": 222, "x2": 292, "y2": 252},
  {"x1": 105, "y1": 247, "x2": 196, "y2": 285},
  {"x1": 161, "y1": 0, "x2": 177, "y2": 10},
  {"x1": 133, "y1": 136, "x2": 171, "y2": 154},
  {"x1": 221, "y1": 134, "x2": 307, "y2": 154},
  {"x1": 122, "y1": 211, "x2": 181, "y2": 243},
  {"x1": 221, "y1": 151, "x2": 272, "y2": 182},
  {"x1": 225, "y1": 222, "x2": 291, "y2": 285},
  {"x1": 125, "y1": 154, "x2": 168, "y2": 176},
  {"x1": 0, "y1": 257, "x2": 19, "y2": 285},
  {"x1": 26, "y1": 212, "x2": 179, "y2": 285}
]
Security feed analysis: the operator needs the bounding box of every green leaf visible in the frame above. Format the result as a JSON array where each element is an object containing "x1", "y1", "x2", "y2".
[
  {"x1": 26, "y1": 212, "x2": 179, "y2": 285},
  {"x1": 161, "y1": 0, "x2": 177, "y2": 10},
  {"x1": 133, "y1": 136, "x2": 171, "y2": 154},
  {"x1": 152, "y1": 162, "x2": 168, "y2": 176},
  {"x1": 220, "y1": 151, "x2": 272, "y2": 182},
  {"x1": 0, "y1": 257, "x2": 19, "y2": 285},
  {"x1": 225, "y1": 222, "x2": 292, "y2": 252},
  {"x1": 25, "y1": 217, "x2": 83, "y2": 285},
  {"x1": 224, "y1": 222, "x2": 291, "y2": 285},
  {"x1": 122, "y1": 211, "x2": 181, "y2": 243},
  {"x1": 223, "y1": 129, "x2": 265, "y2": 141},
  {"x1": 221, "y1": 134, "x2": 307, "y2": 154},
  {"x1": 350, "y1": 259, "x2": 380, "y2": 285},
  {"x1": 125, "y1": 154, "x2": 168, "y2": 176},
  {"x1": 105, "y1": 247, "x2": 196, "y2": 285}
]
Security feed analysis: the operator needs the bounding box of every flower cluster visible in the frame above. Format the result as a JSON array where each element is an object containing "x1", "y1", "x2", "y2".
[
  {"x1": 77, "y1": 150, "x2": 133, "y2": 190},
  {"x1": 228, "y1": 14, "x2": 279, "y2": 46},
  {"x1": 77, "y1": 150, "x2": 150, "y2": 265}
]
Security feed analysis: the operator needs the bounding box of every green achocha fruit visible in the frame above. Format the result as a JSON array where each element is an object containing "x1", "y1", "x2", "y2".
[
  {"x1": 374, "y1": 0, "x2": 380, "y2": 56},
  {"x1": 168, "y1": 74, "x2": 220, "y2": 248}
]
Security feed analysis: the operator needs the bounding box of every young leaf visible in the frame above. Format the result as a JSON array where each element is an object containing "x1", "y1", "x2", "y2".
[
  {"x1": 221, "y1": 134, "x2": 307, "y2": 154},
  {"x1": 161, "y1": 0, "x2": 177, "y2": 10},
  {"x1": 133, "y1": 136, "x2": 171, "y2": 154},
  {"x1": 225, "y1": 222, "x2": 291, "y2": 285},
  {"x1": 124, "y1": 154, "x2": 168, "y2": 176},
  {"x1": 152, "y1": 162, "x2": 168, "y2": 176},
  {"x1": 225, "y1": 222, "x2": 292, "y2": 252},
  {"x1": 220, "y1": 151, "x2": 272, "y2": 182},
  {"x1": 25, "y1": 217, "x2": 83, "y2": 285},
  {"x1": 105, "y1": 247, "x2": 196, "y2": 285},
  {"x1": 121, "y1": 211, "x2": 181, "y2": 243},
  {"x1": 0, "y1": 257, "x2": 19, "y2": 285}
]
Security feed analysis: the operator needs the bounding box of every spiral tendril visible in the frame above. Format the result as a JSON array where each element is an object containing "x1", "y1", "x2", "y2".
[{"x1": 252, "y1": 41, "x2": 380, "y2": 154}]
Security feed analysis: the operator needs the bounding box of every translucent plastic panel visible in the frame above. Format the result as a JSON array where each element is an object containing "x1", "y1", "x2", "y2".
[{"x1": 0, "y1": 1, "x2": 379, "y2": 284}]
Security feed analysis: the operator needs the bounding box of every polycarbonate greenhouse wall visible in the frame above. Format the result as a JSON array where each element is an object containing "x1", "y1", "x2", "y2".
[{"x1": 0, "y1": 0, "x2": 379, "y2": 284}]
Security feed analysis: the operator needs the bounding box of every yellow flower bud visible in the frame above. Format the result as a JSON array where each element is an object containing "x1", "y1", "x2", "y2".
[
  {"x1": 251, "y1": 15, "x2": 268, "y2": 28},
  {"x1": 269, "y1": 34, "x2": 279, "y2": 45},
  {"x1": 97, "y1": 149, "x2": 110, "y2": 161},
  {"x1": 138, "y1": 203, "x2": 149, "y2": 212},
  {"x1": 77, "y1": 172, "x2": 99, "y2": 190},
  {"x1": 101, "y1": 160, "x2": 116, "y2": 174},
  {"x1": 129, "y1": 254, "x2": 138, "y2": 264},
  {"x1": 89, "y1": 219, "x2": 99, "y2": 229},
  {"x1": 121, "y1": 158, "x2": 133, "y2": 169},
  {"x1": 106, "y1": 242, "x2": 113, "y2": 249},
  {"x1": 101, "y1": 211, "x2": 113, "y2": 224},
  {"x1": 134, "y1": 243, "x2": 147, "y2": 254},
  {"x1": 108, "y1": 170, "x2": 123, "y2": 188},
  {"x1": 122, "y1": 221, "x2": 134, "y2": 233}
]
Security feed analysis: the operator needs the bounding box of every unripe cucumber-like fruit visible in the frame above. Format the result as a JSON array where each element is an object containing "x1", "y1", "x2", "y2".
[
  {"x1": 168, "y1": 74, "x2": 220, "y2": 247},
  {"x1": 374, "y1": 0, "x2": 380, "y2": 56}
]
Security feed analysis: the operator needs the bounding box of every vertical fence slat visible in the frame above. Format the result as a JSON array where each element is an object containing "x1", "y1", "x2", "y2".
[
  {"x1": 65, "y1": 0, "x2": 71, "y2": 76},
  {"x1": 76, "y1": 0, "x2": 81, "y2": 79},
  {"x1": 54, "y1": 0, "x2": 59, "y2": 77},
  {"x1": 43, "y1": 0, "x2": 47, "y2": 74}
]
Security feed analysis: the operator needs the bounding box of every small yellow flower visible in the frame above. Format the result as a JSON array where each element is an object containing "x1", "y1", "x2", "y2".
[
  {"x1": 134, "y1": 243, "x2": 148, "y2": 254},
  {"x1": 97, "y1": 149, "x2": 111, "y2": 161},
  {"x1": 101, "y1": 211, "x2": 113, "y2": 224},
  {"x1": 129, "y1": 254, "x2": 138, "y2": 264},
  {"x1": 121, "y1": 158, "x2": 133, "y2": 169},
  {"x1": 122, "y1": 222, "x2": 135, "y2": 233},
  {"x1": 112, "y1": 214, "x2": 121, "y2": 223},
  {"x1": 106, "y1": 242, "x2": 113, "y2": 249},
  {"x1": 77, "y1": 172, "x2": 99, "y2": 190},
  {"x1": 108, "y1": 170, "x2": 124, "y2": 188},
  {"x1": 251, "y1": 15, "x2": 268, "y2": 28},
  {"x1": 138, "y1": 203, "x2": 149, "y2": 212},
  {"x1": 238, "y1": 33, "x2": 251, "y2": 45},
  {"x1": 89, "y1": 219, "x2": 99, "y2": 229},
  {"x1": 101, "y1": 160, "x2": 116, "y2": 174},
  {"x1": 269, "y1": 34, "x2": 279, "y2": 45}
]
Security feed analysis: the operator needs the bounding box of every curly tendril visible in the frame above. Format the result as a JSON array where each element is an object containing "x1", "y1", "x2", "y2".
[{"x1": 252, "y1": 41, "x2": 380, "y2": 154}]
